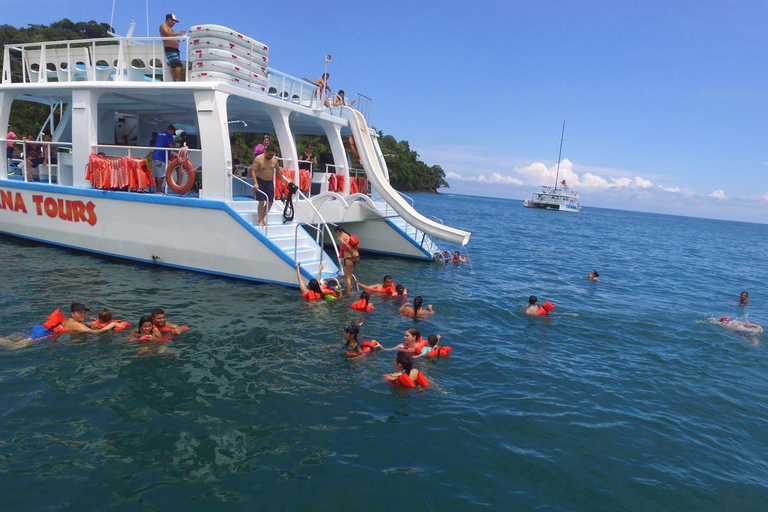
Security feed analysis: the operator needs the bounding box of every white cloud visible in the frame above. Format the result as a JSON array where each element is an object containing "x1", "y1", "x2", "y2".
[
  {"x1": 662, "y1": 186, "x2": 680, "y2": 193},
  {"x1": 635, "y1": 176, "x2": 654, "y2": 188},
  {"x1": 446, "y1": 171, "x2": 522, "y2": 185},
  {"x1": 709, "y1": 189, "x2": 726, "y2": 199}
]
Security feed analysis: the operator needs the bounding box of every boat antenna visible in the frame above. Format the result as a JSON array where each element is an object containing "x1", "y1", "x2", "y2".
[
  {"x1": 146, "y1": 0, "x2": 150, "y2": 37},
  {"x1": 554, "y1": 120, "x2": 565, "y2": 192}
]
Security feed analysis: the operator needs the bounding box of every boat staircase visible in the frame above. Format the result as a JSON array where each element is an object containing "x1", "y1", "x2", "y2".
[
  {"x1": 371, "y1": 197, "x2": 440, "y2": 257},
  {"x1": 233, "y1": 200, "x2": 340, "y2": 280}
]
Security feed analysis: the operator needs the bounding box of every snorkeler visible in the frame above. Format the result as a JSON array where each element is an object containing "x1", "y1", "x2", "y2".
[
  {"x1": 399, "y1": 296, "x2": 434, "y2": 318},
  {"x1": 383, "y1": 351, "x2": 429, "y2": 388}
]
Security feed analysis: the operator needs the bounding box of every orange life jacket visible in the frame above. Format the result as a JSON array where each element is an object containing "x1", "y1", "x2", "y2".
[
  {"x1": 425, "y1": 346, "x2": 453, "y2": 358},
  {"x1": 536, "y1": 301, "x2": 556, "y2": 316},
  {"x1": 345, "y1": 340, "x2": 379, "y2": 357},
  {"x1": 391, "y1": 370, "x2": 429, "y2": 388},
  {"x1": 351, "y1": 299, "x2": 373, "y2": 312},
  {"x1": 302, "y1": 290, "x2": 323, "y2": 301},
  {"x1": 88, "y1": 319, "x2": 132, "y2": 331}
]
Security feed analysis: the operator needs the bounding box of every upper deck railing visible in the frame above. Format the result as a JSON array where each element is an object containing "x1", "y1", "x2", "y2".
[
  {"x1": 1, "y1": 35, "x2": 371, "y2": 122},
  {"x1": 1, "y1": 36, "x2": 192, "y2": 84}
]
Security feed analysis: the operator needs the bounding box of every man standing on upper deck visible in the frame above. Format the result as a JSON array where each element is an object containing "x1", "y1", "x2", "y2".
[{"x1": 160, "y1": 14, "x2": 185, "y2": 82}]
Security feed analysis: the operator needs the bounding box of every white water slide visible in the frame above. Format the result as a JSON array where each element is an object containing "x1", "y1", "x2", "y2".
[{"x1": 346, "y1": 109, "x2": 471, "y2": 246}]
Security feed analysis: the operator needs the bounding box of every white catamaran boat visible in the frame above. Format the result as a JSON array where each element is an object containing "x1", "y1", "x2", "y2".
[
  {"x1": 0, "y1": 23, "x2": 470, "y2": 287},
  {"x1": 523, "y1": 122, "x2": 581, "y2": 213}
]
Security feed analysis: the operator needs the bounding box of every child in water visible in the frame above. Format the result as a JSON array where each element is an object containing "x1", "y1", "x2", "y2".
[
  {"x1": 130, "y1": 315, "x2": 164, "y2": 342},
  {"x1": 343, "y1": 324, "x2": 383, "y2": 357},
  {"x1": 351, "y1": 291, "x2": 374, "y2": 312},
  {"x1": 383, "y1": 351, "x2": 429, "y2": 387}
]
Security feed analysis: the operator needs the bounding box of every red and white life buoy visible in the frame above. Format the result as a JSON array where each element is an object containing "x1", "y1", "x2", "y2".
[{"x1": 166, "y1": 158, "x2": 196, "y2": 194}]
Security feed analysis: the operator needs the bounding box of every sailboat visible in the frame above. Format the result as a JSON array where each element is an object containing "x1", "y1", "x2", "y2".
[{"x1": 523, "y1": 121, "x2": 582, "y2": 213}]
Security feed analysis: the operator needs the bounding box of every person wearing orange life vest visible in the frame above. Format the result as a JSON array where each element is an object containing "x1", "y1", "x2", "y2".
[
  {"x1": 525, "y1": 295, "x2": 556, "y2": 316},
  {"x1": 296, "y1": 262, "x2": 326, "y2": 301},
  {"x1": 351, "y1": 291, "x2": 375, "y2": 312},
  {"x1": 383, "y1": 351, "x2": 429, "y2": 388},
  {"x1": 343, "y1": 324, "x2": 383, "y2": 357},
  {"x1": 151, "y1": 308, "x2": 187, "y2": 335},
  {"x1": 61, "y1": 302, "x2": 118, "y2": 334},
  {"x1": 130, "y1": 315, "x2": 166, "y2": 342},
  {"x1": 334, "y1": 226, "x2": 360, "y2": 294},
  {"x1": 357, "y1": 275, "x2": 397, "y2": 295}
]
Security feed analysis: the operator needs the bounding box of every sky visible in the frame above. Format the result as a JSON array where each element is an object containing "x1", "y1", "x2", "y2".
[{"x1": 4, "y1": 0, "x2": 768, "y2": 223}]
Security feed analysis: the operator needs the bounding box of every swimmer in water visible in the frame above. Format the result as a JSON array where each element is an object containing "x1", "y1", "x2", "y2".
[
  {"x1": 739, "y1": 291, "x2": 750, "y2": 306},
  {"x1": 383, "y1": 351, "x2": 429, "y2": 387},
  {"x1": 296, "y1": 262, "x2": 325, "y2": 301},
  {"x1": 387, "y1": 328, "x2": 423, "y2": 353},
  {"x1": 525, "y1": 296, "x2": 540, "y2": 315},
  {"x1": 357, "y1": 275, "x2": 395, "y2": 294},
  {"x1": 130, "y1": 315, "x2": 163, "y2": 342},
  {"x1": 151, "y1": 308, "x2": 186, "y2": 335},
  {"x1": 718, "y1": 316, "x2": 763, "y2": 334},
  {"x1": 413, "y1": 334, "x2": 441, "y2": 358},
  {"x1": 399, "y1": 296, "x2": 434, "y2": 318},
  {"x1": 589, "y1": 270, "x2": 599, "y2": 281},
  {"x1": 343, "y1": 324, "x2": 383, "y2": 356},
  {"x1": 452, "y1": 251, "x2": 467, "y2": 263}
]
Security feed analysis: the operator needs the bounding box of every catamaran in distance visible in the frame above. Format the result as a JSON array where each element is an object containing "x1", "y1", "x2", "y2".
[{"x1": 523, "y1": 121, "x2": 581, "y2": 213}]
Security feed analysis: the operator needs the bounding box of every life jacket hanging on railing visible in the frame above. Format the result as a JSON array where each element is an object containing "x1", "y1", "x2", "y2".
[
  {"x1": 299, "y1": 170, "x2": 310, "y2": 194},
  {"x1": 275, "y1": 168, "x2": 294, "y2": 199},
  {"x1": 356, "y1": 176, "x2": 368, "y2": 195}
]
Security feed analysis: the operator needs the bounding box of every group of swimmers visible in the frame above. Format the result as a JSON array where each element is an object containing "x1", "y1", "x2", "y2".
[
  {"x1": 342, "y1": 324, "x2": 450, "y2": 388},
  {"x1": 0, "y1": 303, "x2": 187, "y2": 351}
]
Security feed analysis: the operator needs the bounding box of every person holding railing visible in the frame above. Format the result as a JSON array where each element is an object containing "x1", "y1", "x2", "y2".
[
  {"x1": 6, "y1": 131, "x2": 16, "y2": 159},
  {"x1": 332, "y1": 90, "x2": 356, "y2": 107},
  {"x1": 298, "y1": 143, "x2": 317, "y2": 171},
  {"x1": 24, "y1": 134, "x2": 42, "y2": 182},
  {"x1": 41, "y1": 133, "x2": 57, "y2": 168},
  {"x1": 314, "y1": 73, "x2": 332, "y2": 107},
  {"x1": 159, "y1": 14, "x2": 185, "y2": 82}
]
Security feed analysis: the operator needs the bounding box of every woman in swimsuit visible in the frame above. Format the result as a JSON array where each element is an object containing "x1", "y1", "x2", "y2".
[
  {"x1": 399, "y1": 296, "x2": 434, "y2": 318},
  {"x1": 335, "y1": 227, "x2": 359, "y2": 294}
]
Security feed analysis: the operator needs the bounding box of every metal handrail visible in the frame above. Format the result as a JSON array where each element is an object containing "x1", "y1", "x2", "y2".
[{"x1": 292, "y1": 187, "x2": 343, "y2": 274}]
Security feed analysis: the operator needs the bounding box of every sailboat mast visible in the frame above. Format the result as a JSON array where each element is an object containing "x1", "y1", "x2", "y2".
[{"x1": 554, "y1": 120, "x2": 565, "y2": 191}]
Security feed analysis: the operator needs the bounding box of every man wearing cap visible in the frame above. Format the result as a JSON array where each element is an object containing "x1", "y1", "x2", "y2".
[
  {"x1": 61, "y1": 303, "x2": 117, "y2": 334},
  {"x1": 160, "y1": 14, "x2": 185, "y2": 82},
  {"x1": 152, "y1": 125, "x2": 177, "y2": 193}
]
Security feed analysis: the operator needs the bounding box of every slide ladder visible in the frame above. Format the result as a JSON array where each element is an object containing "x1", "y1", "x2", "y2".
[{"x1": 346, "y1": 109, "x2": 471, "y2": 246}]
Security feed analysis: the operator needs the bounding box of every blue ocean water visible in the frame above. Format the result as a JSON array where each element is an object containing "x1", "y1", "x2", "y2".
[{"x1": 0, "y1": 193, "x2": 766, "y2": 511}]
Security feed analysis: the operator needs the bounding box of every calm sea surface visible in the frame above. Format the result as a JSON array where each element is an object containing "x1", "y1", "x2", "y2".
[{"x1": 1, "y1": 193, "x2": 767, "y2": 511}]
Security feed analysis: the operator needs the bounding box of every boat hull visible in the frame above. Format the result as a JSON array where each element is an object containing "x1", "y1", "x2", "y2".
[
  {"x1": 0, "y1": 181, "x2": 312, "y2": 286},
  {"x1": 523, "y1": 200, "x2": 581, "y2": 212}
]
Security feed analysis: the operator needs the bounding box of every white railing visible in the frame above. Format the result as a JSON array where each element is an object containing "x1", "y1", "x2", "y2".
[
  {"x1": 4, "y1": 140, "x2": 72, "y2": 184},
  {"x1": 3, "y1": 35, "x2": 190, "y2": 84},
  {"x1": 266, "y1": 70, "x2": 318, "y2": 107}
]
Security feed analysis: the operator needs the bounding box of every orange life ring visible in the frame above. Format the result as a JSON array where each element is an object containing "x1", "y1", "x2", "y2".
[
  {"x1": 349, "y1": 136, "x2": 360, "y2": 162},
  {"x1": 166, "y1": 159, "x2": 196, "y2": 194}
]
